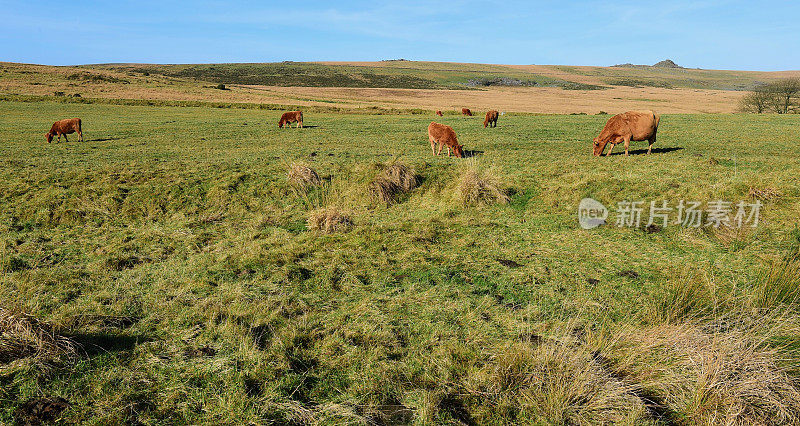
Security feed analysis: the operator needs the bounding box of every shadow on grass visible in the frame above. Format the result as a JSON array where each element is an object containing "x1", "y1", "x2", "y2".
[
  {"x1": 464, "y1": 149, "x2": 484, "y2": 158},
  {"x1": 89, "y1": 137, "x2": 121, "y2": 142},
  {"x1": 609, "y1": 147, "x2": 684, "y2": 156},
  {"x1": 69, "y1": 332, "x2": 152, "y2": 356}
]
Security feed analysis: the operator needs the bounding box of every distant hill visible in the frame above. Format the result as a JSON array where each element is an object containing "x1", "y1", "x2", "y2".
[
  {"x1": 4, "y1": 60, "x2": 797, "y2": 93},
  {"x1": 613, "y1": 59, "x2": 684, "y2": 69},
  {"x1": 653, "y1": 59, "x2": 683, "y2": 69}
]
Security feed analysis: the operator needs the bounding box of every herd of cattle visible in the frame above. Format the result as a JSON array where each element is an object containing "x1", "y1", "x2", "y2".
[{"x1": 45, "y1": 109, "x2": 660, "y2": 158}]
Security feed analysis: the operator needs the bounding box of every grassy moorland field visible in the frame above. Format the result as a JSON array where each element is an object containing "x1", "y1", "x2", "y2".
[
  {"x1": 4, "y1": 61, "x2": 800, "y2": 114},
  {"x1": 2, "y1": 99, "x2": 800, "y2": 424}
]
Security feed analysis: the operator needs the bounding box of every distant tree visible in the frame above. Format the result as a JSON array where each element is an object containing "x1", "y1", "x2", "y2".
[
  {"x1": 739, "y1": 86, "x2": 771, "y2": 113},
  {"x1": 739, "y1": 78, "x2": 800, "y2": 114},
  {"x1": 770, "y1": 78, "x2": 800, "y2": 114}
]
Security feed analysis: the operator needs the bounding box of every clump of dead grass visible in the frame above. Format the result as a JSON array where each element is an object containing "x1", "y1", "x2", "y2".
[
  {"x1": 369, "y1": 162, "x2": 419, "y2": 205},
  {"x1": 749, "y1": 186, "x2": 782, "y2": 202},
  {"x1": 458, "y1": 167, "x2": 510, "y2": 206},
  {"x1": 593, "y1": 322, "x2": 800, "y2": 425},
  {"x1": 383, "y1": 163, "x2": 419, "y2": 192},
  {"x1": 288, "y1": 162, "x2": 321, "y2": 192},
  {"x1": 306, "y1": 208, "x2": 353, "y2": 233},
  {"x1": 0, "y1": 308, "x2": 78, "y2": 366},
  {"x1": 467, "y1": 339, "x2": 649, "y2": 424}
]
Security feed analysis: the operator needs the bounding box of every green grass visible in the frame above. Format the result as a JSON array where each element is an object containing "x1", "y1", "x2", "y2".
[
  {"x1": 99, "y1": 61, "x2": 787, "y2": 91},
  {"x1": 555, "y1": 64, "x2": 771, "y2": 91},
  {"x1": 2, "y1": 100, "x2": 800, "y2": 424},
  {"x1": 98, "y1": 62, "x2": 580, "y2": 90}
]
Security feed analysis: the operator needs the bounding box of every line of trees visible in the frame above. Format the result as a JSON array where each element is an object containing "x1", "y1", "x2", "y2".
[{"x1": 739, "y1": 78, "x2": 800, "y2": 114}]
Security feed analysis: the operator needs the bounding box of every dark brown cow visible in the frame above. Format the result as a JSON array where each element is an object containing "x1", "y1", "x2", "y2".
[
  {"x1": 428, "y1": 122, "x2": 464, "y2": 158},
  {"x1": 45, "y1": 118, "x2": 83, "y2": 143},
  {"x1": 436, "y1": 110, "x2": 443, "y2": 117},
  {"x1": 593, "y1": 110, "x2": 660, "y2": 156},
  {"x1": 278, "y1": 111, "x2": 303, "y2": 128},
  {"x1": 484, "y1": 110, "x2": 499, "y2": 128},
  {"x1": 461, "y1": 108, "x2": 472, "y2": 117}
]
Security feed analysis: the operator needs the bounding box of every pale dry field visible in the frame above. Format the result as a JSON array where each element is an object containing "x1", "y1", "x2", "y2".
[{"x1": 255, "y1": 84, "x2": 744, "y2": 114}]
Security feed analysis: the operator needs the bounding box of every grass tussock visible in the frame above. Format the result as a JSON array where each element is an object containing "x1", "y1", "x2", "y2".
[
  {"x1": 649, "y1": 275, "x2": 718, "y2": 324},
  {"x1": 383, "y1": 163, "x2": 419, "y2": 192},
  {"x1": 369, "y1": 162, "x2": 419, "y2": 205},
  {"x1": 287, "y1": 163, "x2": 321, "y2": 192},
  {"x1": 0, "y1": 308, "x2": 77, "y2": 366},
  {"x1": 708, "y1": 224, "x2": 753, "y2": 250},
  {"x1": 595, "y1": 323, "x2": 800, "y2": 426},
  {"x1": 369, "y1": 176, "x2": 401, "y2": 205},
  {"x1": 458, "y1": 167, "x2": 511, "y2": 206},
  {"x1": 752, "y1": 259, "x2": 800, "y2": 309},
  {"x1": 306, "y1": 207, "x2": 353, "y2": 233},
  {"x1": 469, "y1": 340, "x2": 649, "y2": 424}
]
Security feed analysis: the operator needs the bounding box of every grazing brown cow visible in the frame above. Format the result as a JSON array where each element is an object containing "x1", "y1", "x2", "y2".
[
  {"x1": 593, "y1": 110, "x2": 660, "y2": 156},
  {"x1": 436, "y1": 110, "x2": 443, "y2": 117},
  {"x1": 484, "y1": 110, "x2": 499, "y2": 128},
  {"x1": 45, "y1": 118, "x2": 83, "y2": 143},
  {"x1": 428, "y1": 122, "x2": 464, "y2": 158},
  {"x1": 278, "y1": 111, "x2": 303, "y2": 128},
  {"x1": 461, "y1": 108, "x2": 472, "y2": 116}
]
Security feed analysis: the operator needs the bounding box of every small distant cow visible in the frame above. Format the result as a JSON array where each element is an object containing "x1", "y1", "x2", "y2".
[
  {"x1": 46, "y1": 118, "x2": 83, "y2": 143},
  {"x1": 461, "y1": 108, "x2": 472, "y2": 116},
  {"x1": 278, "y1": 111, "x2": 303, "y2": 128},
  {"x1": 436, "y1": 110, "x2": 443, "y2": 117},
  {"x1": 428, "y1": 122, "x2": 464, "y2": 158},
  {"x1": 593, "y1": 110, "x2": 660, "y2": 156},
  {"x1": 484, "y1": 110, "x2": 499, "y2": 128}
]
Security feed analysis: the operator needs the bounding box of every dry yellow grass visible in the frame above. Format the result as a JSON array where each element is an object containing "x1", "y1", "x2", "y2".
[
  {"x1": 306, "y1": 207, "x2": 353, "y2": 233},
  {"x1": 287, "y1": 162, "x2": 321, "y2": 191},
  {"x1": 458, "y1": 167, "x2": 511, "y2": 206}
]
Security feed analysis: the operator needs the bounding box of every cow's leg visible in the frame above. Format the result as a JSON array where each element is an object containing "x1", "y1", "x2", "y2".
[
  {"x1": 437, "y1": 142, "x2": 443, "y2": 156},
  {"x1": 63, "y1": 134, "x2": 69, "y2": 143},
  {"x1": 623, "y1": 136, "x2": 631, "y2": 156},
  {"x1": 647, "y1": 135, "x2": 656, "y2": 154},
  {"x1": 447, "y1": 146, "x2": 452, "y2": 157},
  {"x1": 78, "y1": 131, "x2": 83, "y2": 142},
  {"x1": 430, "y1": 136, "x2": 437, "y2": 155},
  {"x1": 605, "y1": 143, "x2": 615, "y2": 157},
  {"x1": 299, "y1": 120, "x2": 303, "y2": 128}
]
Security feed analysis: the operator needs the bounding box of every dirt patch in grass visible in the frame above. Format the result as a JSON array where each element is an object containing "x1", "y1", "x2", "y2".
[{"x1": 15, "y1": 396, "x2": 70, "y2": 425}]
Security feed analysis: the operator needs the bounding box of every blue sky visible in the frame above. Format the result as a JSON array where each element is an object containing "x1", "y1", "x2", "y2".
[{"x1": 1, "y1": 0, "x2": 798, "y2": 70}]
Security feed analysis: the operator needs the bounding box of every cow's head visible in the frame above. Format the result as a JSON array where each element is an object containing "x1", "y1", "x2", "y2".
[
  {"x1": 45, "y1": 132, "x2": 53, "y2": 143},
  {"x1": 277, "y1": 119, "x2": 284, "y2": 128},
  {"x1": 454, "y1": 144, "x2": 464, "y2": 158},
  {"x1": 592, "y1": 137, "x2": 608, "y2": 156}
]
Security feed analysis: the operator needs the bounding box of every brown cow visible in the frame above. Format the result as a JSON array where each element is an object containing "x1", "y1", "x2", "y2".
[
  {"x1": 428, "y1": 122, "x2": 464, "y2": 158},
  {"x1": 436, "y1": 110, "x2": 443, "y2": 117},
  {"x1": 484, "y1": 110, "x2": 499, "y2": 128},
  {"x1": 461, "y1": 108, "x2": 472, "y2": 117},
  {"x1": 593, "y1": 110, "x2": 660, "y2": 156},
  {"x1": 278, "y1": 111, "x2": 303, "y2": 128},
  {"x1": 45, "y1": 118, "x2": 83, "y2": 143}
]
